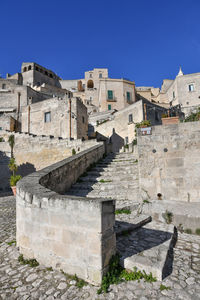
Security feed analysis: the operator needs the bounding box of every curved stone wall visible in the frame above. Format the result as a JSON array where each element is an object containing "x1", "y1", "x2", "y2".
[{"x1": 16, "y1": 143, "x2": 116, "y2": 284}]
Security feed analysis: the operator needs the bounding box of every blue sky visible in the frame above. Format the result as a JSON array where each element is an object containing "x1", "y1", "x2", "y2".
[{"x1": 1, "y1": 0, "x2": 200, "y2": 87}]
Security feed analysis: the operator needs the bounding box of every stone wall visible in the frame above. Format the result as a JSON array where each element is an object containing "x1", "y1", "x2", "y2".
[
  {"x1": 21, "y1": 97, "x2": 88, "y2": 140},
  {"x1": 137, "y1": 121, "x2": 200, "y2": 202},
  {"x1": 0, "y1": 131, "x2": 98, "y2": 192},
  {"x1": 16, "y1": 143, "x2": 116, "y2": 284}
]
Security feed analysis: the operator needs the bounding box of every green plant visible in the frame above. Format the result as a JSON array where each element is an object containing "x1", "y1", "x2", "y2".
[
  {"x1": 7, "y1": 240, "x2": 16, "y2": 246},
  {"x1": 195, "y1": 228, "x2": 200, "y2": 235},
  {"x1": 135, "y1": 120, "x2": 151, "y2": 128},
  {"x1": 97, "y1": 254, "x2": 157, "y2": 294},
  {"x1": 8, "y1": 134, "x2": 15, "y2": 158},
  {"x1": 162, "y1": 210, "x2": 173, "y2": 224},
  {"x1": 115, "y1": 209, "x2": 131, "y2": 215},
  {"x1": 99, "y1": 179, "x2": 112, "y2": 183},
  {"x1": 134, "y1": 159, "x2": 138, "y2": 163},
  {"x1": 184, "y1": 107, "x2": 200, "y2": 123},
  {"x1": 46, "y1": 267, "x2": 53, "y2": 271},
  {"x1": 185, "y1": 228, "x2": 192, "y2": 234},
  {"x1": 124, "y1": 144, "x2": 129, "y2": 149},
  {"x1": 10, "y1": 175, "x2": 22, "y2": 187},
  {"x1": 0, "y1": 137, "x2": 4, "y2": 142},
  {"x1": 18, "y1": 254, "x2": 39, "y2": 267},
  {"x1": 8, "y1": 158, "x2": 18, "y2": 176},
  {"x1": 132, "y1": 139, "x2": 137, "y2": 146},
  {"x1": 143, "y1": 199, "x2": 150, "y2": 204},
  {"x1": 72, "y1": 148, "x2": 76, "y2": 155},
  {"x1": 160, "y1": 284, "x2": 171, "y2": 291},
  {"x1": 161, "y1": 113, "x2": 168, "y2": 118}
]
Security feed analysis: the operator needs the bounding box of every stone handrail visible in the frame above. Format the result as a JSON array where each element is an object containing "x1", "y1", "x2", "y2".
[{"x1": 16, "y1": 143, "x2": 116, "y2": 285}]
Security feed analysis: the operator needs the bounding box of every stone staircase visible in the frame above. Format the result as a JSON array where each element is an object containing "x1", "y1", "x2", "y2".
[
  {"x1": 66, "y1": 152, "x2": 140, "y2": 208},
  {"x1": 66, "y1": 152, "x2": 176, "y2": 281}
]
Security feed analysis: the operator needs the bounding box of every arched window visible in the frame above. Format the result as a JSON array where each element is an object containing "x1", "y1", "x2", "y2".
[
  {"x1": 28, "y1": 65, "x2": 31, "y2": 71},
  {"x1": 87, "y1": 80, "x2": 94, "y2": 89},
  {"x1": 23, "y1": 67, "x2": 27, "y2": 72}
]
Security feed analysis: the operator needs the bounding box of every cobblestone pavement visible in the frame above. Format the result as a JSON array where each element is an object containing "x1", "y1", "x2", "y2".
[{"x1": 1, "y1": 196, "x2": 200, "y2": 299}]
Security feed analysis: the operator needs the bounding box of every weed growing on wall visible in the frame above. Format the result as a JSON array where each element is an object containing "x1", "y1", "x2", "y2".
[
  {"x1": 162, "y1": 210, "x2": 173, "y2": 224},
  {"x1": 18, "y1": 254, "x2": 39, "y2": 267},
  {"x1": 97, "y1": 254, "x2": 156, "y2": 294},
  {"x1": 115, "y1": 209, "x2": 131, "y2": 215}
]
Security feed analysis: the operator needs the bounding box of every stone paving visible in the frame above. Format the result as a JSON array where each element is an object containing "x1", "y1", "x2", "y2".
[{"x1": 1, "y1": 196, "x2": 200, "y2": 299}]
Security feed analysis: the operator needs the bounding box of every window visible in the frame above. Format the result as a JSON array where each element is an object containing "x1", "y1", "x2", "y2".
[
  {"x1": 82, "y1": 116, "x2": 85, "y2": 123},
  {"x1": 35, "y1": 66, "x2": 39, "y2": 71},
  {"x1": 108, "y1": 104, "x2": 112, "y2": 110},
  {"x1": 186, "y1": 101, "x2": 189, "y2": 105},
  {"x1": 44, "y1": 112, "x2": 51, "y2": 123},
  {"x1": 23, "y1": 67, "x2": 27, "y2": 72},
  {"x1": 188, "y1": 84, "x2": 194, "y2": 92},
  {"x1": 89, "y1": 73, "x2": 93, "y2": 78},
  {"x1": 128, "y1": 114, "x2": 133, "y2": 123},
  {"x1": 99, "y1": 73, "x2": 102, "y2": 78},
  {"x1": 28, "y1": 65, "x2": 31, "y2": 71},
  {"x1": 107, "y1": 90, "x2": 113, "y2": 100},
  {"x1": 2, "y1": 84, "x2": 6, "y2": 89},
  {"x1": 45, "y1": 71, "x2": 48, "y2": 76},
  {"x1": 127, "y1": 92, "x2": 131, "y2": 101}
]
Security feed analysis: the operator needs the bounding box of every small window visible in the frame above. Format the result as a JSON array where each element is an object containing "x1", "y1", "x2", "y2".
[
  {"x1": 89, "y1": 73, "x2": 93, "y2": 78},
  {"x1": 23, "y1": 67, "x2": 27, "y2": 72},
  {"x1": 2, "y1": 84, "x2": 6, "y2": 89},
  {"x1": 186, "y1": 101, "x2": 189, "y2": 105},
  {"x1": 129, "y1": 114, "x2": 133, "y2": 123},
  {"x1": 45, "y1": 71, "x2": 48, "y2": 76},
  {"x1": 108, "y1": 104, "x2": 112, "y2": 110},
  {"x1": 35, "y1": 66, "x2": 39, "y2": 71},
  {"x1": 44, "y1": 112, "x2": 51, "y2": 123},
  {"x1": 173, "y1": 91, "x2": 175, "y2": 99},
  {"x1": 82, "y1": 116, "x2": 85, "y2": 123},
  {"x1": 188, "y1": 84, "x2": 194, "y2": 92},
  {"x1": 107, "y1": 90, "x2": 113, "y2": 100},
  {"x1": 50, "y1": 74, "x2": 53, "y2": 78},
  {"x1": 99, "y1": 73, "x2": 102, "y2": 78},
  {"x1": 127, "y1": 92, "x2": 131, "y2": 101},
  {"x1": 28, "y1": 65, "x2": 31, "y2": 71}
]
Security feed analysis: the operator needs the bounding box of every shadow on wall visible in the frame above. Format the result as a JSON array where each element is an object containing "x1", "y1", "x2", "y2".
[
  {"x1": 0, "y1": 151, "x2": 10, "y2": 193},
  {"x1": 0, "y1": 150, "x2": 36, "y2": 195},
  {"x1": 18, "y1": 163, "x2": 36, "y2": 177},
  {"x1": 96, "y1": 128, "x2": 124, "y2": 153}
]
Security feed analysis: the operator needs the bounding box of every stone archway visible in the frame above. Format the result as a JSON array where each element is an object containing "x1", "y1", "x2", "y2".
[{"x1": 87, "y1": 80, "x2": 94, "y2": 89}]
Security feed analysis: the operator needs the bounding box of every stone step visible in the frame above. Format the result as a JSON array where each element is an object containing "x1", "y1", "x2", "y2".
[
  {"x1": 79, "y1": 175, "x2": 138, "y2": 183},
  {"x1": 91, "y1": 166, "x2": 138, "y2": 173},
  {"x1": 117, "y1": 221, "x2": 177, "y2": 281},
  {"x1": 70, "y1": 182, "x2": 139, "y2": 190},
  {"x1": 115, "y1": 215, "x2": 152, "y2": 236},
  {"x1": 96, "y1": 161, "x2": 138, "y2": 167},
  {"x1": 66, "y1": 190, "x2": 140, "y2": 201}
]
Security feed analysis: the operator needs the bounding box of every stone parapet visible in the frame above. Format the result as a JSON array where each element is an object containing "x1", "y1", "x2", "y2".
[{"x1": 16, "y1": 143, "x2": 116, "y2": 285}]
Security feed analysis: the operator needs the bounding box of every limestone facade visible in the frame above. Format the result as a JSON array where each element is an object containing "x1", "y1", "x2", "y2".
[
  {"x1": 90, "y1": 99, "x2": 167, "y2": 152},
  {"x1": 60, "y1": 68, "x2": 136, "y2": 113},
  {"x1": 21, "y1": 96, "x2": 88, "y2": 140},
  {"x1": 137, "y1": 121, "x2": 200, "y2": 202}
]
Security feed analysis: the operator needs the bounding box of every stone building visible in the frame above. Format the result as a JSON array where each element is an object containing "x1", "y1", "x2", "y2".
[
  {"x1": 0, "y1": 62, "x2": 88, "y2": 139},
  {"x1": 137, "y1": 68, "x2": 200, "y2": 116},
  {"x1": 160, "y1": 68, "x2": 200, "y2": 115},
  {"x1": 60, "y1": 68, "x2": 136, "y2": 114},
  {"x1": 21, "y1": 96, "x2": 88, "y2": 140},
  {"x1": 89, "y1": 99, "x2": 167, "y2": 152}
]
